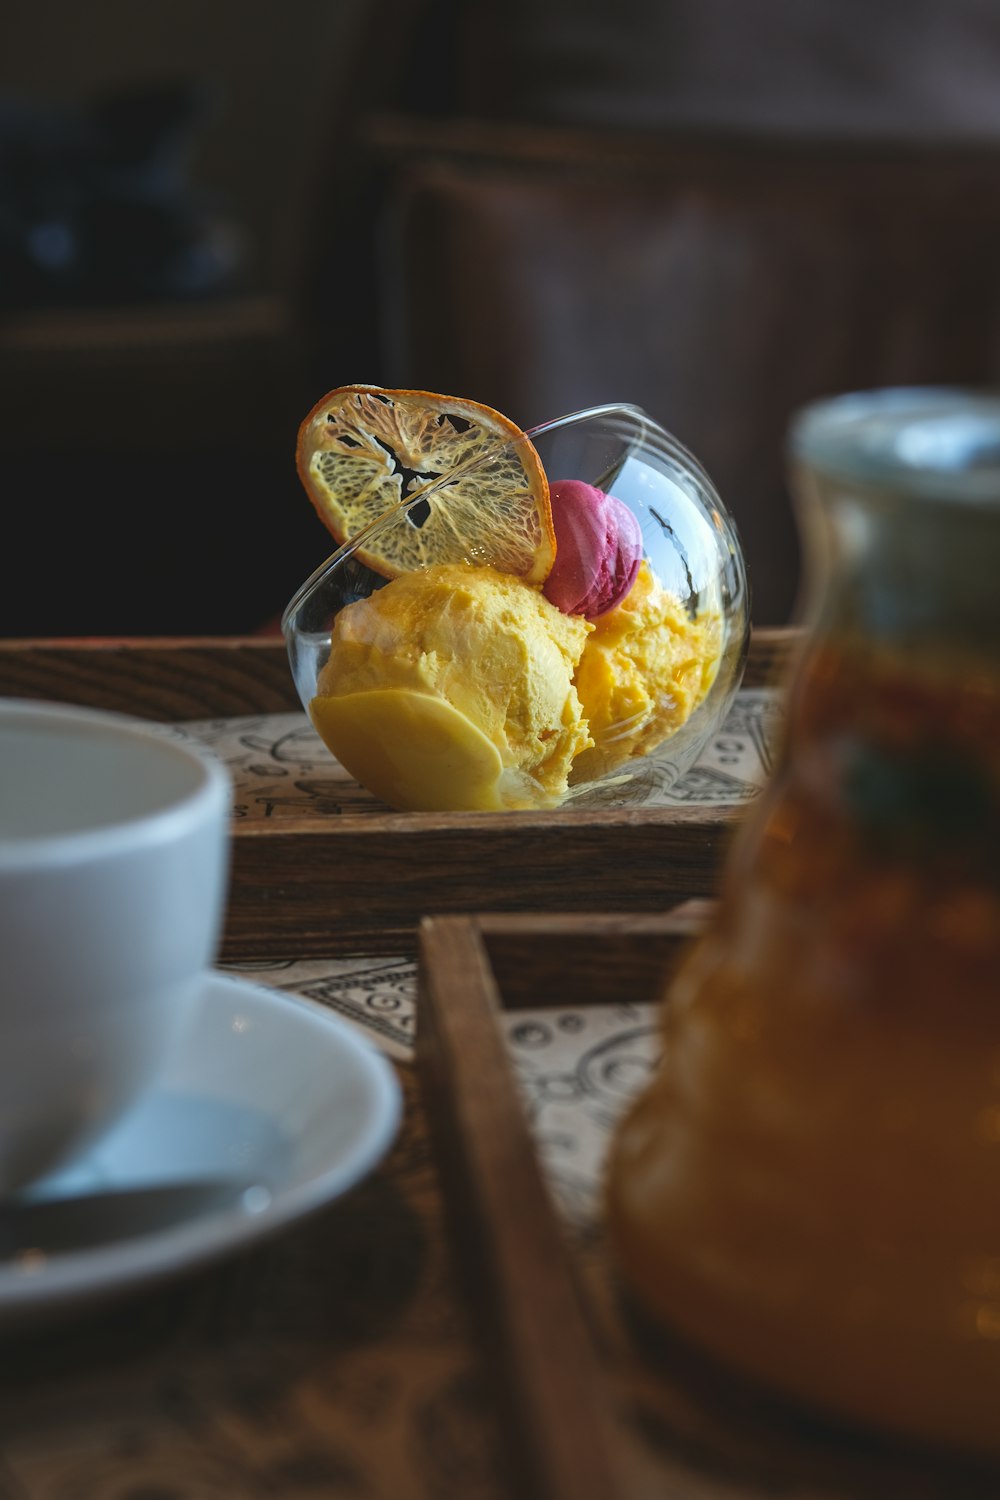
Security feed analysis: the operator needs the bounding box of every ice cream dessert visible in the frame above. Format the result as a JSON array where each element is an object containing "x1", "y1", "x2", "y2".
[
  {"x1": 571, "y1": 558, "x2": 723, "y2": 783},
  {"x1": 312, "y1": 547, "x2": 721, "y2": 809},
  {"x1": 543, "y1": 480, "x2": 643, "y2": 619},
  {"x1": 293, "y1": 385, "x2": 729, "y2": 812},
  {"x1": 312, "y1": 563, "x2": 592, "y2": 811}
]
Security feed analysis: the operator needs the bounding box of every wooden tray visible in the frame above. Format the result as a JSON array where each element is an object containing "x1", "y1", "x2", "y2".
[
  {"x1": 416, "y1": 911, "x2": 1000, "y2": 1500},
  {"x1": 0, "y1": 631, "x2": 793, "y2": 959}
]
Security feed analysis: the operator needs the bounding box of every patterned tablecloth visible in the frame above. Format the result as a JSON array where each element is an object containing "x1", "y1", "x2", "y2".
[{"x1": 166, "y1": 684, "x2": 783, "y2": 823}]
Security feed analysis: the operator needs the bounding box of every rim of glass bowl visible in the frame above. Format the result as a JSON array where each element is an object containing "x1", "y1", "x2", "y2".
[{"x1": 281, "y1": 401, "x2": 741, "y2": 640}]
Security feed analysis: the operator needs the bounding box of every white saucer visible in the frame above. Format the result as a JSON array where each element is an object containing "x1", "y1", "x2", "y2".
[{"x1": 0, "y1": 972, "x2": 402, "y2": 1323}]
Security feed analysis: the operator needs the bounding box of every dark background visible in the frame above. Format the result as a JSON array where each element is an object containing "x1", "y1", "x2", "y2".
[{"x1": 4, "y1": 0, "x2": 1000, "y2": 638}]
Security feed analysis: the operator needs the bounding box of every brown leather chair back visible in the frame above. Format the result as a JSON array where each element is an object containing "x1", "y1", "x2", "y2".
[{"x1": 370, "y1": 121, "x2": 1000, "y2": 624}]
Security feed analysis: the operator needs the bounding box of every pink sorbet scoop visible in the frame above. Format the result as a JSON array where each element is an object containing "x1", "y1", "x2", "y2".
[{"x1": 542, "y1": 480, "x2": 643, "y2": 619}]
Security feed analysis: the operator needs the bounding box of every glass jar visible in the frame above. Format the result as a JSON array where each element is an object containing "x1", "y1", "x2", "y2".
[{"x1": 606, "y1": 387, "x2": 1000, "y2": 1456}]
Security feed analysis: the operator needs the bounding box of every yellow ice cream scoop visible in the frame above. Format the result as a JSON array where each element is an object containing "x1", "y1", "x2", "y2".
[
  {"x1": 570, "y1": 560, "x2": 723, "y2": 783},
  {"x1": 311, "y1": 562, "x2": 593, "y2": 811}
]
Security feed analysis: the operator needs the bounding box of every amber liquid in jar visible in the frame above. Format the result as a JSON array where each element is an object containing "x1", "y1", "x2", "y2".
[{"x1": 606, "y1": 389, "x2": 1000, "y2": 1457}]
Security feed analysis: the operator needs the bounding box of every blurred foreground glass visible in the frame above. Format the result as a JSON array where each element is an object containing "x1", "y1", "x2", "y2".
[
  {"x1": 606, "y1": 387, "x2": 1000, "y2": 1457},
  {"x1": 283, "y1": 404, "x2": 749, "y2": 812}
]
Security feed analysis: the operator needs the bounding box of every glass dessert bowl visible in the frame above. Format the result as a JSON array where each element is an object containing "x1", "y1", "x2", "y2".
[{"x1": 282, "y1": 398, "x2": 750, "y2": 813}]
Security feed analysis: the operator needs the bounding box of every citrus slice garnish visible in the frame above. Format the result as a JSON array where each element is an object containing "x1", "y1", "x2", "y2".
[{"x1": 295, "y1": 384, "x2": 555, "y2": 583}]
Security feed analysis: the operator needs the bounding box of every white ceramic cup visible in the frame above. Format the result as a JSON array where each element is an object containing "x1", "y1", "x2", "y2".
[{"x1": 0, "y1": 698, "x2": 232, "y2": 1192}]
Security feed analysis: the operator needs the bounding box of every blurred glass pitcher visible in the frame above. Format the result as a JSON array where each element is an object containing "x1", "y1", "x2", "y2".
[{"x1": 606, "y1": 387, "x2": 1000, "y2": 1458}]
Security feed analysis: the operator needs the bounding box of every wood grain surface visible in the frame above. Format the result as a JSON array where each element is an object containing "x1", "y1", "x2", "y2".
[
  {"x1": 0, "y1": 628, "x2": 792, "y2": 714},
  {"x1": 0, "y1": 637, "x2": 302, "y2": 719},
  {"x1": 0, "y1": 630, "x2": 796, "y2": 960},
  {"x1": 417, "y1": 909, "x2": 710, "y2": 1500},
  {"x1": 416, "y1": 911, "x2": 1000, "y2": 1500}
]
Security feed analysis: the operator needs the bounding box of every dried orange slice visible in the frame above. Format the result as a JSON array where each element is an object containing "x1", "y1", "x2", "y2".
[{"x1": 296, "y1": 384, "x2": 555, "y2": 583}]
